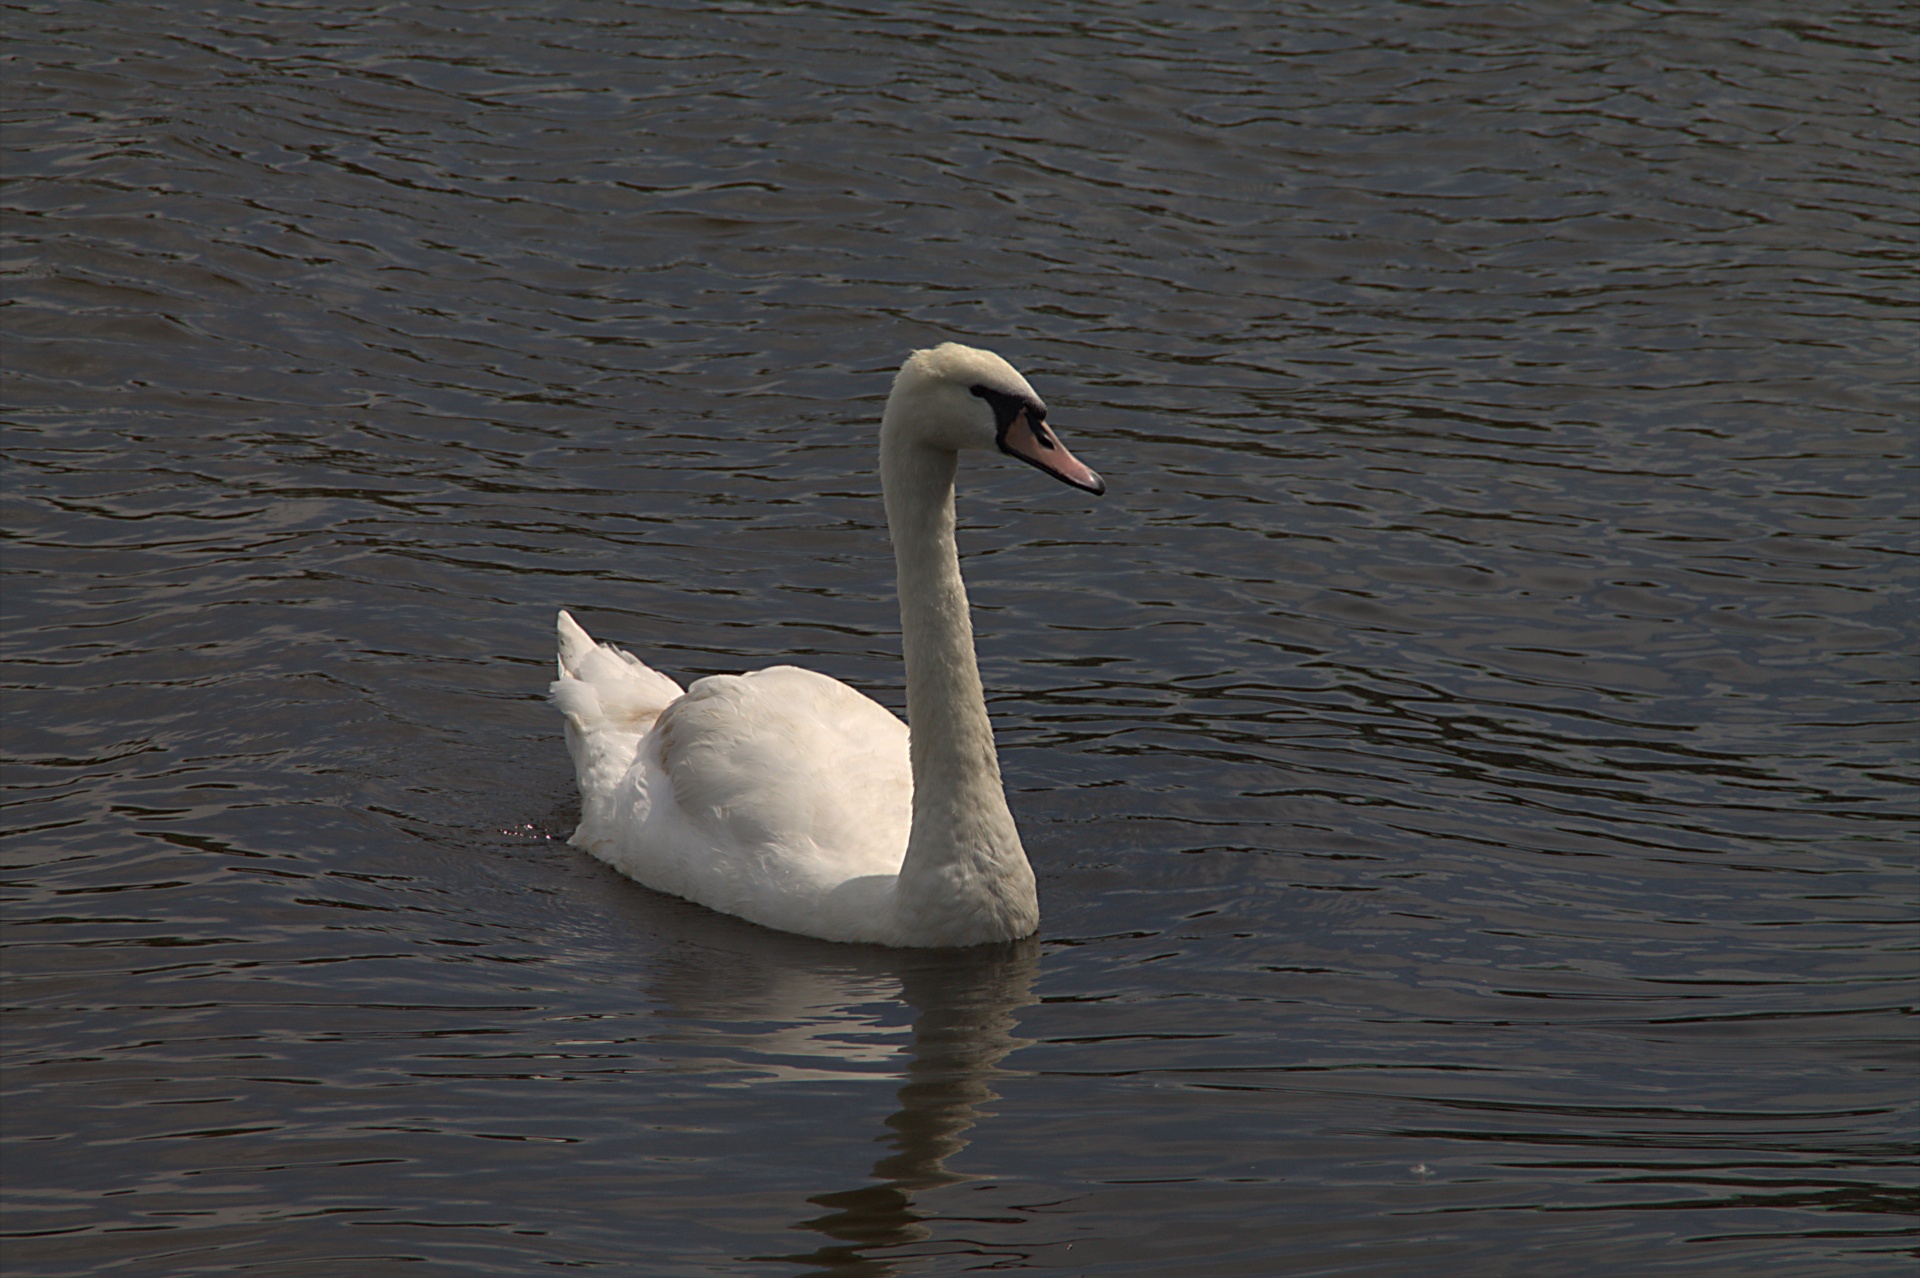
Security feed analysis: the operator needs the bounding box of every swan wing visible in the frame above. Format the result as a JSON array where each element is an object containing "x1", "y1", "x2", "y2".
[
  {"x1": 653, "y1": 665, "x2": 912, "y2": 888},
  {"x1": 554, "y1": 613, "x2": 913, "y2": 936}
]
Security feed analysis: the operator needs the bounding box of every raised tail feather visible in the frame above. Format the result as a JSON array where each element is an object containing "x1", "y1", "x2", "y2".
[{"x1": 551, "y1": 609, "x2": 683, "y2": 800}]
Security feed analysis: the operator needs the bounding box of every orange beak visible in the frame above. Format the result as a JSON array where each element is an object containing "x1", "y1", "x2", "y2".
[{"x1": 999, "y1": 410, "x2": 1105, "y2": 495}]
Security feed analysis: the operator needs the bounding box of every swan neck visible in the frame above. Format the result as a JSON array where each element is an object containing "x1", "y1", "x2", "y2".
[
  {"x1": 880, "y1": 427, "x2": 1035, "y2": 942},
  {"x1": 883, "y1": 438, "x2": 1000, "y2": 803}
]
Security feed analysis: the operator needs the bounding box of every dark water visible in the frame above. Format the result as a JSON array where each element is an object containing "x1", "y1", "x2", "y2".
[{"x1": 5, "y1": 2, "x2": 1916, "y2": 1274}]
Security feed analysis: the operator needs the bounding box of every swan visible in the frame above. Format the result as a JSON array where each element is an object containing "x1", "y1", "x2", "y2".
[{"x1": 551, "y1": 343, "x2": 1104, "y2": 947}]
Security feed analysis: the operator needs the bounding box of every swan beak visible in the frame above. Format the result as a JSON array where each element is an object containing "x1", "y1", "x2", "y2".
[{"x1": 999, "y1": 410, "x2": 1106, "y2": 496}]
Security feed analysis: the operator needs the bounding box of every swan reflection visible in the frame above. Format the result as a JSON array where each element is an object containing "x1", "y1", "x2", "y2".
[
  {"x1": 630, "y1": 907, "x2": 1037, "y2": 1276},
  {"x1": 781, "y1": 939, "x2": 1038, "y2": 1276}
]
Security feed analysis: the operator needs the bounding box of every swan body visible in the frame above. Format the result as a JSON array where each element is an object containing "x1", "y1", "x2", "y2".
[{"x1": 551, "y1": 343, "x2": 1103, "y2": 947}]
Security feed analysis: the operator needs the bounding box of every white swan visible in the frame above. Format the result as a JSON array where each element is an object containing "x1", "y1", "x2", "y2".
[{"x1": 551, "y1": 343, "x2": 1104, "y2": 947}]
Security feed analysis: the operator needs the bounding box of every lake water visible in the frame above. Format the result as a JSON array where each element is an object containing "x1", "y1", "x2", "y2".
[{"x1": 5, "y1": 2, "x2": 1916, "y2": 1275}]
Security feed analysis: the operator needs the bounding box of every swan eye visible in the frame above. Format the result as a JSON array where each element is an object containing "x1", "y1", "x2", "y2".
[
  {"x1": 969, "y1": 384, "x2": 1025, "y2": 431},
  {"x1": 970, "y1": 384, "x2": 1050, "y2": 443}
]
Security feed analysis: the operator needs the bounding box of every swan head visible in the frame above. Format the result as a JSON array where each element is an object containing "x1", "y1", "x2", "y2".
[{"x1": 885, "y1": 343, "x2": 1105, "y2": 496}]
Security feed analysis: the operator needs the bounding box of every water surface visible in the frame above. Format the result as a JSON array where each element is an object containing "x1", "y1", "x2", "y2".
[{"x1": 4, "y1": 2, "x2": 1916, "y2": 1275}]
